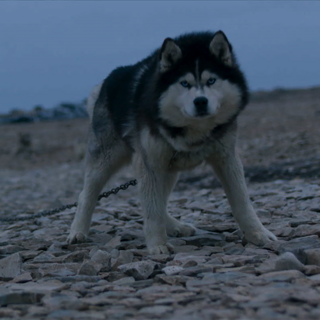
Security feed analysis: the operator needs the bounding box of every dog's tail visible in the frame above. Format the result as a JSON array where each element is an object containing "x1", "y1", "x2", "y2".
[{"x1": 86, "y1": 83, "x2": 102, "y2": 120}]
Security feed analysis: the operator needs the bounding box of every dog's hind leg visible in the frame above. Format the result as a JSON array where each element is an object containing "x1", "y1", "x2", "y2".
[
  {"x1": 67, "y1": 129, "x2": 131, "y2": 244},
  {"x1": 206, "y1": 124, "x2": 277, "y2": 246}
]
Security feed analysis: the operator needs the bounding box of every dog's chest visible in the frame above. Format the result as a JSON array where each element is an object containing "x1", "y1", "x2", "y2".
[
  {"x1": 160, "y1": 126, "x2": 217, "y2": 170},
  {"x1": 168, "y1": 146, "x2": 212, "y2": 170},
  {"x1": 161, "y1": 123, "x2": 216, "y2": 152}
]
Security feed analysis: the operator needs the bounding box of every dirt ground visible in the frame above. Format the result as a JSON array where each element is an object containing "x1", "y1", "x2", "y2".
[{"x1": 1, "y1": 86, "x2": 320, "y2": 320}]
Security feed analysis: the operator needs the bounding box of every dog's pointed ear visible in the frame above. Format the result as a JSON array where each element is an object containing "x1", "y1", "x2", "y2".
[
  {"x1": 159, "y1": 38, "x2": 182, "y2": 72},
  {"x1": 209, "y1": 31, "x2": 233, "y2": 66}
]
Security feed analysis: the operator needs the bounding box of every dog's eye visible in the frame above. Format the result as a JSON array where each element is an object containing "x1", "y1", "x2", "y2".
[
  {"x1": 180, "y1": 80, "x2": 190, "y2": 88},
  {"x1": 207, "y1": 78, "x2": 216, "y2": 86}
]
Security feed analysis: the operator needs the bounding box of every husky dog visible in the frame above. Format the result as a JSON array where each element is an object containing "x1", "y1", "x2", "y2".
[{"x1": 67, "y1": 31, "x2": 277, "y2": 254}]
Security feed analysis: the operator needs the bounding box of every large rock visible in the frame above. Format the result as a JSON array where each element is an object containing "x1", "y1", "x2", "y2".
[
  {"x1": 5, "y1": 280, "x2": 68, "y2": 294},
  {"x1": 77, "y1": 261, "x2": 99, "y2": 276},
  {"x1": 259, "y1": 270, "x2": 305, "y2": 282},
  {"x1": 304, "y1": 248, "x2": 320, "y2": 266},
  {"x1": 180, "y1": 234, "x2": 225, "y2": 246},
  {"x1": 118, "y1": 261, "x2": 158, "y2": 280},
  {"x1": 62, "y1": 251, "x2": 89, "y2": 263},
  {"x1": 91, "y1": 250, "x2": 111, "y2": 272},
  {"x1": 272, "y1": 237, "x2": 320, "y2": 263},
  {"x1": 0, "y1": 288, "x2": 42, "y2": 306},
  {"x1": 288, "y1": 224, "x2": 320, "y2": 238},
  {"x1": 186, "y1": 272, "x2": 252, "y2": 288},
  {"x1": 0, "y1": 253, "x2": 22, "y2": 279},
  {"x1": 162, "y1": 266, "x2": 184, "y2": 276},
  {"x1": 275, "y1": 252, "x2": 305, "y2": 271},
  {"x1": 111, "y1": 250, "x2": 134, "y2": 271}
]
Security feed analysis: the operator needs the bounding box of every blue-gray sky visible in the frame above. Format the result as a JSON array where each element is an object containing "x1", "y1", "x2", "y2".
[{"x1": 1, "y1": 1, "x2": 320, "y2": 113}]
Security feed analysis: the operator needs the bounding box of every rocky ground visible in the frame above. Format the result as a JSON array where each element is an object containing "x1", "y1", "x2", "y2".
[{"x1": 1, "y1": 87, "x2": 320, "y2": 319}]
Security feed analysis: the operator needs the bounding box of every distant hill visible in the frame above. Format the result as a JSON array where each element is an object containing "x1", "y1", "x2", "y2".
[{"x1": 0, "y1": 102, "x2": 88, "y2": 125}]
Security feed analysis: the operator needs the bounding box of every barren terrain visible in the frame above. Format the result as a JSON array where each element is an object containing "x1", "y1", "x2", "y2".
[{"x1": 1, "y1": 87, "x2": 320, "y2": 320}]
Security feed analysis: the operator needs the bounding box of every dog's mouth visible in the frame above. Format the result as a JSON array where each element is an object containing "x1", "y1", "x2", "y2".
[{"x1": 182, "y1": 107, "x2": 218, "y2": 120}]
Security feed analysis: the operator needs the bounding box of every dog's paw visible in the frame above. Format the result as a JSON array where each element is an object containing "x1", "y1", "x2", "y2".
[
  {"x1": 67, "y1": 232, "x2": 87, "y2": 244},
  {"x1": 166, "y1": 218, "x2": 196, "y2": 238},
  {"x1": 244, "y1": 226, "x2": 277, "y2": 246},
  {"x1": 148, "y1": 243, "x2": 174, "y2": 255},
  {"x1": 168, "y1": 224, "x2": 196, "y2": 237}
]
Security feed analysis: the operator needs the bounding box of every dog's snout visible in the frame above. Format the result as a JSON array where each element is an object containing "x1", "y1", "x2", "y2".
[
  {"x1": 194, "y1": 96, "x2": 208, "y2": 107},
  {"x1": 193, "y1": 96, "x2": 208, "y2": 116}
]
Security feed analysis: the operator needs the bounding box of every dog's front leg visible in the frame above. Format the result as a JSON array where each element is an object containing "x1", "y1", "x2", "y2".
[
  {"x1": 207, "y1": 127, "x2": 277, "y2": 246},
  {"x1": 133, "y1": 153, "x2": 176, "y2": 255}
]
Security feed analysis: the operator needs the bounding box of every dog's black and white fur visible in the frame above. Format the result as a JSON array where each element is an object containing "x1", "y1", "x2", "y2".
[{"x1": 68, "y1": 31, "x2": 277, "y2": 254}]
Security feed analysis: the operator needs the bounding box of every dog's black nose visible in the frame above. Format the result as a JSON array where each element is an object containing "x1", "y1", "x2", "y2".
[{"x1": 193, "y1": 96, "x2": 208, "y2": 116}]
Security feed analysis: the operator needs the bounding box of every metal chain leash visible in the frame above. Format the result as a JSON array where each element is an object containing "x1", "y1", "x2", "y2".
[{"x1": 0, "y1": 179, "x2": 137, "y2": 223}]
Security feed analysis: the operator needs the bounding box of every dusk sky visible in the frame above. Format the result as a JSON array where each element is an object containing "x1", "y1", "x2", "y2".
[{"x1": 1, "y1": 1, "x2": 320, "y2": 113}]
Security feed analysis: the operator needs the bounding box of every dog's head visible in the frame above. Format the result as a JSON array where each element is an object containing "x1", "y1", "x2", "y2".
[{"x1": 157, "y1": 31, "x2": 248, "y2": 127}]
